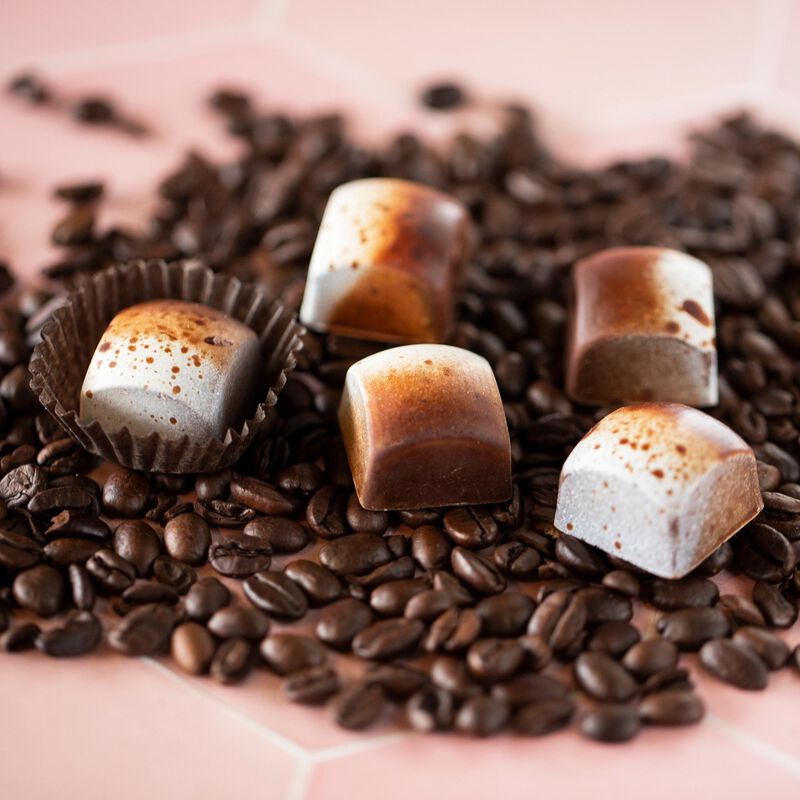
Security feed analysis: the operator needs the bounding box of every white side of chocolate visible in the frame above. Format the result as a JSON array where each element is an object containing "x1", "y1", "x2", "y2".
[
  {"x1": 80, "y1": 301, "x2": 261, "y2": 441},
  {"x1": 554, "y1": 403, "x2": 760, "y2": 579}
]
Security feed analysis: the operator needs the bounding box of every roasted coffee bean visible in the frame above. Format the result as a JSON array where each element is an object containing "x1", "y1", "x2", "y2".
[
  {"x1": 230, "y1": 476, "x2": 299, "y2": 515},
  {"x1": 260, "y1": 633, "x2": 327, "y2": 675},
  {"x1": 0, "y1": 367, "x2": 36, "y2": 414},
  {"x1": 518, "y1": 634, "x2": 554, "y2": 670},
  {"x1": 1, "y1": 621, "x2": 41, "y2": 652},
  {"x1": 622, "y1": 638, "x2": 679, "y2": 679},
  {"x1": 102, "y1": 469, "x2": 150, "y2": 517},
  {"x1": 398, "y1": 508, "x2": 441, "y2": 527},
  {"x1": 411, "y1": 525, "x2": 451, "y2": 570},
  {"x1": 580, "y1": 705, "x2": 641, "y2": 743},
  {"x1": 244, "y1": 570, "x2": 308, "y2": 619},
  {"x1": 455, "y1": 694, "x2": 510, "y2": 737},
  {"x1": 491, "y1": 672, "x2": 570, "y2": 707},
  {"x1": 430, "y1": 653, "x2": 478, "y2": 698},
  {"x1": 54, "y1": 180, "x2": 104, "y2": 203},
  {"x1": 587, "y1": 621, "x2": 641, "y2": 657},
  {"x1": 122, "y1": 580, "x2": 179, "y2": 605},
  {"x1": 333, "y1": 682, "x2": 386, "y2": 730},
  {"x1": 68, "y1": 563, "x2": 95, "y2": 610},
  {"x1": 162, "y1": 502, "x2": 194, "y2": 522},
  {"x1": 527, "y1": 590, "x2": 586, "y2": 652},
  {"x1": 86, "y1": 548, "x2": 136, "y2": 593},
  {"x1": 210, "y1": 638, "x2": 254, "y2": 685},
  {"x1": 493, "y1": 541, "x2": 540, "y2": 578},
  {"x1": 0, "y1": 444, "x2": 36, "y2": 474},
  {"x1": 733, "y1": 626, "x2": 790, "y2": 669},
  {"x1": 345, "y1": 494, "x2": 389, "y2": 534},
  {"x1": 555, "y1": 534, "x2": 607, "y2": 578},
  {"x1": 467, "y1": 638, "x2": 525, "y2": 682},
  {"x1": 163, "y1": 513, "x2": 211, "y2": 566},
  {"x1": 7, "y1": 71, "x2": 50, "y2": 103},
  {"x1": 73, "y1": 96, "x2": 116, "y2": 124},
  {"x1": 0, "y1": 464, "x2": 46, "y2": 508},
  {"x1": 51, "y1": 205, "x2": 95, "y2": 245},
  {"x1": 0, "y1": 517, "x2": 42, "y2": 570},
  {"x1": 443, "y1": 507, "x2": 499, "y2": 549},
  {"x1": 657, "y1": 607, "x2": 730, "y2": 650},
  {"x1": 152, "y1": 474, "x2": 190, "y2": 494},
  {"x1": 365, "y1": 663, "x2": 429, "y2": 699},
  {"x1": 641, "y1": 667, "x2": 693, "y2": 695},
  {"x1": 425, "y1": 606, "x2": 482, "y2": 653},
  {"x1": 194, "y1": 499, "x2": 255, "y2": 527},
  {"x1": 351, "y1": 617, "x2": 425, "y2": 659},
  {"x1": 752, "y1": 581, "x2": 798, "y2": 628},
  {"x1": 513, "y1": 698, "x2": 575, "y2": 736},
  {"x1": 649, "y1": 577, "x2": 719, "y2": 610},
  {"x1": 208, "y1": 528, "x2": 272, "y2": 578},
  {"x1": 736, "y1": 523, "x2": 795, "y2": 582},
  {"x1": 276, "y1": 462, "x2": 324, "y2": 495},
  {"x1": 283, "y1": 559, "x2": 342, "y2": 605},
  {"x1": 111, "y1": 520, "x2": 161, "y2": 577},
  {"x1": 207, "y1": 606, "x2": 270, "y2": 640},
  {"x1": 406, "y1": 687, "x2": 454, "y2": 732},
  {"x1": 316, "y1": 597, "x2": 374, "y2": 649},
  {"x1": 638, "y1": 690, "x2": 704, "y2": 726},
  {"x1": 370, "y1": 578, "x2": 428, "y2": 616},
  {"x1": 576, "y1": 587, "x2": 633, "y2": 624},
  {"x1": 431, "y1": 570, "x2": 474, "y2": 605},
  {"x1": 152, "y1": 555, "x2": 196, "y2": 594},
  {"x1": 171, "y1": 623, "x2": 216, "y2": 674},
  {"x1": 108, "y1": 603, "x2": 178, "y2": 655},
  {"x1": 319, "y1": 533, "x2": 392, "y2": 576},
  {"x1": 718, "y1": 594, "x2": 767, "y2": 627},
  {"x1": 184, "y1": 577, "x2": 231, "y2": 623},
  {"x1": 43, "y1": 537, "x2": 100, "y2": 567},
  {"x1": 45, "y1": 510, "x2": 110, "y2": 541},
  {"x1": 28, "y1": 487, "x2": 96, "y2": 515},
  {"x1": 49, "y1": 475, "x2": 100, "y2": 497},
  {"x1": 451, "y1": 546, "x2": 506, "y2": 595},
  {"x1": 243, "y1": 516, "x2": 308, "y2": 554},
  {"x1": 347, "y1": 555, "x2": 416, "y2": 590},
  {"x1": 385, "y1": 532, "x2": 408, "y2": 559},
  {"x1": 405, "y1": 589, "x2": 455, "y2": 621},
  {"x1": 421, "y1": 81, "x2": 467, "y2": 110},
  {"x1": 306, "y1": 485, "x2": 348, "y2": 538},
  {"x1": 37, "y1": 438, "x2": 90, "y2": 476},
  {"x1": 194, "y1": 469, "x2": 231, "y2": 501},
  {"x1": 13, "y1": 563, "x2": 65, "y2": 617},
  {"x1": 699, "y1": 638, "x2": 769, "y2": 690},
  {"x1": 475, "y1": 591, "x2": 535, "y2": 637},
  {"x1": 282, "y1": 666, "x2": 340, "y2": 704},
  {"x1": 574, "y1": 651, "x2": 639, "y2": 702}
]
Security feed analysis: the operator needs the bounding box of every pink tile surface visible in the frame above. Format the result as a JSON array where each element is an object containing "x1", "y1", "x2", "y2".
[{"x1": 2, "y1": 2, "x2": 800, "y2": 799}]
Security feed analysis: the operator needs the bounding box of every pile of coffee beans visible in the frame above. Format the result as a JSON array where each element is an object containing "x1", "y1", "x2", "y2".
[{"x1": 1, "y1": 78, "x2": 799, "y2": 743}]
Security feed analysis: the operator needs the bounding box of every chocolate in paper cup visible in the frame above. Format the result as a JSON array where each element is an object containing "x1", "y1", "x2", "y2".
[{"x1": 29, "y1": 259, "x2": 305, "y2": 473}]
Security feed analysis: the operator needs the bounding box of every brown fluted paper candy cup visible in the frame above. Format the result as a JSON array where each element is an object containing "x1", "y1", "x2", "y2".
[{"x1": 29, "y1": 259, "x2": 305, "y2": 473}]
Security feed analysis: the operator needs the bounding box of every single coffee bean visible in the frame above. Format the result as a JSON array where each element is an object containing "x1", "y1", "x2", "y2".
[
  {"x1": 431, "y1": 655, "x2": 481, "y2": 699},
  {"x1": 108, "y1": 603, "x2": 178, "y2": 655},
  {"x1": 86, "y1": 548, "x2": 136, "y2": 593},
  {"x1": 370, "y1": 578, "x2": 429, "y2": 616},
  {"x1": 54, "y1": 180, "x2": 104, "y2": 203},
  {"x1": 1, "y1": 621, "x2": 41, "y2": 652},
  {"x1": 171, "y1": 623, "x2": 216, "y2": 674},
  {"x1": 184, "y1": 577, "x2": 231, "y2": 622},
  {"x1": 431, "y1": 570, "x2": 474, "y2": 605},
  {"x1": 455, "y1": 694, "x2": 510, "y2": 737},
  {"x1": 699, "y1": 638, "x2": 769, "y2": 690},
  {"x1": 642, "y1": 667, "x2": 693, "y2": 695},
  {"x1": 111, "y1": 520, "x2": 161, "y2": 577},
  {"x1": 332, "y1": 681, "x2": 386, "y2": 733},
  {"x1": 43, "y1": 537, "x2": 100, "y2": 567},
  {"x1": 398, "y1": 508, "x2": 441, "y2": 527},
  {"x1": 405, "y1": 589, "x2": 455, "y2": 621},
  {"x1": 13, "y1": 563, "x2": 65, "y2": 617},
  {"x1": 316, "y1": 597, "x2": 375, "y2": 649},
  {"x1": 319, "y1": 533, "x2": 392, "y2": 576},
  {"x1": 45, "y1": 510, "x2": 110, "y2": 542},
  {"x1": 411, "y1": 525, "x2": 451, "y2": 570},
  {"x1": 244, "y1": 570, "x2": 308, "y2": 619},
  {"x1": 493, "y1": 541, "x2": 540, "y2": 578},
  {"x1": 351, "y1": 618, "x2": 425, "y2": 660},
  {"x1": 752, "y1": 580, "x2": 798, "y2": 628},
  {"x1": 230, "y1": 476, "x2": 299, "y2": 515},
  {"x1": 555, "y1": 534, "x2": 607, "y2": 578},
  {"x1": 152, "y1": 555, "x2": 196, "y2": 594},
  {"x1": 208, "y1": 606, "x2": 270, "y2": 641},
  {"x1": 657, "y1": 607, "x2": 730, "y2": 650},
  {"x1": 194, "y1": 469, "x2": 231, "y2": 501},
  {"x1": 451, "y1": 546, "x2": 506, "y2": 595},
  {"x1": 163, "y1": 513, "x2": 211, "y2": 566},
  {"x1": 364, "y1": 663, "x2": 429, "y2": 699},
  {"x1": 260, "y1": 633, "x2": 327, "y2": 675},
  {"x1": 638, "y1": 689, "x2": 704, "y2": 726},
  {"x1": 68, "y1": 563, "x2": 95, "y2": 610},
  {"x1": 736, "y1": 523, "x2": 795, "y2": 582},
  {"x1": 51, "y1": 205, "x2": 95, "y2": 245},
  {"x1": 425, "y1": 606, "x2": 482, "y2": 653},
  {"x1": 574, "y1": 651, "x2": 639, "y2": 702},
  {"x1": 696, "y1": 541, "x2": 734, "y2": 576},
  {"x1": 475, "y1": 591, "x2": 535, "y2": 637},
  {"x1": 443, "y1": 506, "x2": 499, "y2": 549},
  {"x1": 527, "y1": 590, "x2": 586, "y2": 652},
  {"x1": 518, "y1": 634, "x2": 554, "y2": 670},
  {"x1": 210, "y1": 638, "x2": 254, "y2": 685},
  {"x1": 513, "y1": 698, "x2": 575, "y2": 736},
  {"x1": 467, "y1": 638, "x2": 525, "y2": 682},
  {"x1": 535, "y1": 578, "x2": 585, "y2": 602},
  {"x1": 102, "y1": 469, "x2": 150, "y2": 517},
  {"x1": 0, "y1": 517, "x2": 42, "y2": 570},
  {"x1": 209, "y1": 529, "x2": 272, "y2": 578},
  {"x1": 306, "y1": 485, "x2": 348, "y2": 538},
  {"x1": 193, "y1": 499, "x2": 255, "y2": 528},
  {"x1": 28, "y1": 487, "x2": 96, "y2": 515},
  {"x1": 718, "y1": 594, "x2": 767, "y2": 627},
  {"x1": 347, "y1": 555, "x2": 415, "y2": 590},
  {"x1": 622, "y1": 638, "x2": 679, "y2": 679},
  {"x1": 0, "y1": 464, "x2": 46, "y2": 508},
  {"x1": 283, "y1": 559, "x2": 342, "y2": 605},
  {"x1": 406, "y1": 687, "x2": 454, "y2": 732},
  {"x1": 282, "y1": 666, "x2": 340, "y2": 704},
  {"x1": 243, "y1": 516, "x2": 308, "y2": 554},
  {"x1": 122, "y1": 580, "x2": 179, "y2": 605},
  {"x1": 580, "y1": 705, "x2": 641, "y2": 743},
  {"x1": 346, "y1": 493, "x2": 389, "y2": 534},
  {"x1": 276, "y1": 462, "x2": 323, "y2": 495},
  {"x1": 385, "y1": 532, "x2": 408, "y2": 559},
  {"x1": 587, "y1": 621, "x2": 641, "y2": 657},
  {"x1": 649, "y1": 577, "x2": 719, "y2": 610},
  {"x1": 732, "y1": 626, "x2": 790, "y2": 669},
  {"x1": 421, "y1": 81, "x2": 467, "y2": 110},
  {"x1": 576, "y1": 587, "x2": 633, "y2": 624},
  {"x1": 491, "y1": 672, "x2": 570, "y2": 706},
  {"x1": 36, "y1": 610, "x2": 102, "y2": 657}
]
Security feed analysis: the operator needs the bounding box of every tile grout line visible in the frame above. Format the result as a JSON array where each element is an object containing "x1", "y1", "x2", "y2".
[
  {"x1": 284, "y1": 760, "x2": 313, "y2": 800},
  {"x1": 705, "y1": 713, "x2": 800, "y2": 780},
  {"x1": 141, "y1": 657, "x2": 309, "y2": 762},
  {"x1": 309, "y1": 731, "x2": 416, "y2": 764}
]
